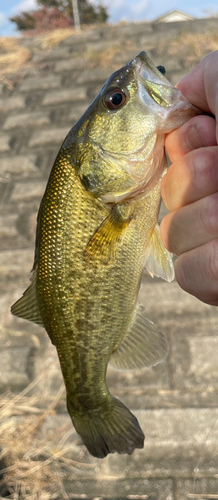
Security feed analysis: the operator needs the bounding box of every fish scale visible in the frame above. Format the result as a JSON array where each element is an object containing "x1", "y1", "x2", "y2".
[{"x1": 11, "y1": 51, "x2": 198, "y2": 458}]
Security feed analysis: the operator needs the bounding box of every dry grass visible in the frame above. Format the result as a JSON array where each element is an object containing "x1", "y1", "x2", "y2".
[
  {"x1": 25, "y1": 24, "x2": 104, "y2": 49},
  {"x1": 84, "y1": 39, "x2": 136, "y2": 68},
  {"x1": 157, "y1": 30, "x2": 218, "y2": 68},
  {"x1": 0, "y1": 27, "x2": 124, "y2": 77},
  {"x1": 0, "y1": 372, "x2": 95, "y2": 500},
  {"x1": 0, "y1": 38, "x2": 30, "y2": 74},
  {"x1": 0, "y1": 27, "x2": 83, "y2": 75},
  {"x1": 38, "y1": 28, "x2": 76, "y2": 49},
  {"x1": 1, "y1": 24, "x2": 218, "y2": 77}
]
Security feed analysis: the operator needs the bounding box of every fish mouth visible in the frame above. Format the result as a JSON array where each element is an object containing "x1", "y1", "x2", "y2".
[
  {"x1": 130, "y1": 51, "x2": 179, "y2": 113},
  {"x1": 131, "y1": 51, "x2": 171, "y2": 86},
  {"x1": 131, "y1": 51, "x2": 200, "y2": 123}
]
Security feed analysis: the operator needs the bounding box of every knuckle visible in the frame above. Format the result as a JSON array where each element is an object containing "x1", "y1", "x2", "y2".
[
  {"x1": 160, "y1": 217, "x2": 175, "y2": 254},
  {"x1": 166, "y1": 217, "x2": 181, "y2": 256},
  {"x1": 190, "y1": 148, "x2": 218, "y2": 191},
  {"x1": 210, "y1": 149, "x2": 218, "y2": 185},
  {"x1": 174, "y1": 254, "x2": 188, "y2": 290},
  {"x1": 207, "y1": 240, "x2": 218, "y2": 282},
  {"x1": 203, "y1": 148, "x2": 218, "y2": 178},
  {"x1": 199, "y1": 193, "x2": 218, "y2": 235}
]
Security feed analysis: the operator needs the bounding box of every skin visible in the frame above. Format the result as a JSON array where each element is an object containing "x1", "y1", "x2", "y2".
[{"x1": 160, "y1": 51, "x2": 218, "y2": 306}]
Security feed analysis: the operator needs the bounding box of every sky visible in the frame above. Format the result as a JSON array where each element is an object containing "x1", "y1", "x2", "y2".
[{"x1": 0, "y1": 0, "x2": 218, "y2": 37}]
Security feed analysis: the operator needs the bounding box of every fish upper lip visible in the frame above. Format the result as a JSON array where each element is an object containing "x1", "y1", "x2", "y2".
[{"x1": 132, "y1": 51, "x2": 172, "y2": 87}]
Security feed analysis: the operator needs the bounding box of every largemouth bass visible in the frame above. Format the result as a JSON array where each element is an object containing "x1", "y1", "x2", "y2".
[{"x1": 11, "y1": 52, "x2": 197, "y2": 458}]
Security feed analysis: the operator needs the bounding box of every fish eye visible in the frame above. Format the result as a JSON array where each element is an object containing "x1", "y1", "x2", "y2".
[
  {"x1": 157, "y1": 65, "x2": 166, "y2": 76},
  {"x1": 103, "y1": 88, "x2": 126, "y2": 110}
]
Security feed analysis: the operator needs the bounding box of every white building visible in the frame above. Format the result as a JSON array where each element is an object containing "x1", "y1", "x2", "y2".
[{"x1": 155, "y1": 10, "x2": 194, "y2": 23}]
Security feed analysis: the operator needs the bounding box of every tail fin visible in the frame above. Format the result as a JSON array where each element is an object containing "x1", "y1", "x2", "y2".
[{"x1": 69, "y1": 397, "x2": 144, "y2": 458}]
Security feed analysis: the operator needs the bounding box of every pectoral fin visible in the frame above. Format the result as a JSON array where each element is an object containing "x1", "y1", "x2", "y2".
[
  {"x1": 84, "y1": 208, "x2": 131, "y2": 263},
  {"x1": 110, "y1": 304, "x2": 168, "y2": 370},
  {"x1": 144, "y1": 223, "x2": 174, "y2": 282},
  {"x1": 11, "y1": 267, "x2": 44, "y2": 326}
]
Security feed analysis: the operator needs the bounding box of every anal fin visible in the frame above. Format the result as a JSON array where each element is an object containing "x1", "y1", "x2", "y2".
[{"x1": 110, "y1": 304, "x2": 168, "y2": 370}]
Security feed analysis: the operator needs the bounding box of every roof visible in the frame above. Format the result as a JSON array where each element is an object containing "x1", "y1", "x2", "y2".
[{"x1": 155, "y1": 9, "x2": 195, "y2": 23}]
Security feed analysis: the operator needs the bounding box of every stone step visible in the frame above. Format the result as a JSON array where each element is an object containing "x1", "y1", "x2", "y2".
[{"x1": 37, "y1": 409, "x2": 218, "y2": 482}]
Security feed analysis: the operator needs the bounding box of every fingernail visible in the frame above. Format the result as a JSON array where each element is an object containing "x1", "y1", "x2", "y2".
[{"x1": 186, "y1": 124, "x2": 204, "y2": 151}]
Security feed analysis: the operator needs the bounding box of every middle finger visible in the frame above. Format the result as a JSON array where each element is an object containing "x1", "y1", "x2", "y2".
[
  {"x1": 160, "y1": 192, "x2": 218, "y2": 256},
  {"x1": 161, "y1": 146, "x2": 218, "y2": 212}
]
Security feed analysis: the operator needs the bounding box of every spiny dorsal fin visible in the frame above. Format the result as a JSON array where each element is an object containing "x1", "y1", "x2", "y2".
[
  {"x1": 11, "y1": 267, "x2": 44, "y2": 326},
  {"x1": 110, "y1": 304, "x2": 168, "y2": 370},
  {"x1": 84, "y1": 208, "x2": 131, "y2": 264},
  {"x1": 144, "y1": 223, "x2": 174, "y2": 282}
]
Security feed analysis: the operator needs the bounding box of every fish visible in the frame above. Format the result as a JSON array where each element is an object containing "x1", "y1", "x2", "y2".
[{"x1": 11, "y1": 51, "x2": 198, "y2": 459}]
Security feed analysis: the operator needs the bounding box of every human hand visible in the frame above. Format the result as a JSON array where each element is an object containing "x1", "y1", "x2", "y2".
[{"x1": 160, "y1": 51, "x2": 218, "y2": 305}]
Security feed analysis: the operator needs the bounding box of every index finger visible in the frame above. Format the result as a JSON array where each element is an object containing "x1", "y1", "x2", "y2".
[{"x1": 165, "y1": 114, "x2": 216, "y2": 163}]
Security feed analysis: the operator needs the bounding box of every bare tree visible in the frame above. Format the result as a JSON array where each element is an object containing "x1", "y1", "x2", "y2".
[{"x1": 71, "y1": 0, "x2": 80, "y2": 29}]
